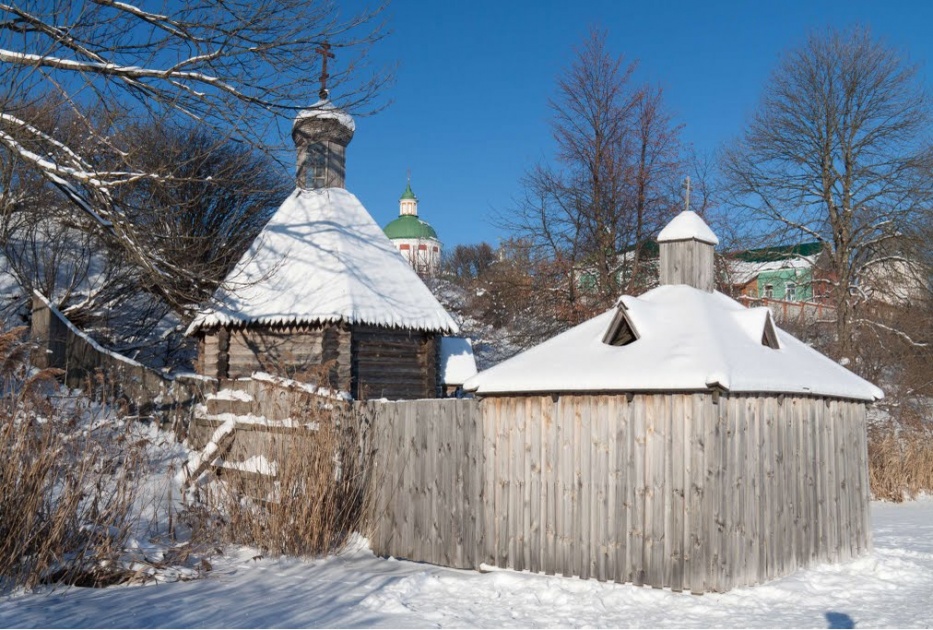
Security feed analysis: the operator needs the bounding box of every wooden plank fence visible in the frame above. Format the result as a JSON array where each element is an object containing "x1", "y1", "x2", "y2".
[{"x1": 190, "y1": 387, "x2": 871, "y2": 593}]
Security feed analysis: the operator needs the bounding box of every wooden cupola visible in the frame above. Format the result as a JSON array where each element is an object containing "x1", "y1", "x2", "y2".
[{"x1": 657, "y1": 210, "x2": 719, "y2": 292}]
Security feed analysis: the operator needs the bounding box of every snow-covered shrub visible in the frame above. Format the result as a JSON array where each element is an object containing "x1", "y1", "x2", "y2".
[{"x1": 0, "y1": 328, "x2": 146, "y2": 590}]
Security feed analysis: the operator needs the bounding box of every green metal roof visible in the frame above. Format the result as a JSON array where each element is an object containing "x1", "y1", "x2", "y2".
[
  {"x1": 400, "y1": 182, "x2": 416, "y2": 201},
  {"x1": 384, "y1": 214, "x2": 438, "y2": 240},
  {"x1": 734, "y1": 242, "x2": 823, "y2": 263}
]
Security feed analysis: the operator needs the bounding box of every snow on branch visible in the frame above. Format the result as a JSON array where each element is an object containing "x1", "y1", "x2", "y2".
[{"x1": 855, "y1": 318, "x2": 929, "y2": 348}]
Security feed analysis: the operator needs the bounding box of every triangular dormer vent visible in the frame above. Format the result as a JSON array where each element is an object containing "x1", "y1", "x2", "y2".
[
  {"x1": 602, "y1": 305, "x2": 639, "y2": 347},
  {"x1": 762, "y1": 312, "x2": 781, "y2": 349}
]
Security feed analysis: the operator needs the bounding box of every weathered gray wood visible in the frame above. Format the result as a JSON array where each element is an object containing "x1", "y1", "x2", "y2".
[
  {"x1": 244, "y1": 390, "x2": 875, "y2": 595},
  {"x1": 632, "y1": 395, "x2": 647, "y2": 586},
  {"x1": 670, "y1": 395, "x2": 685, "y2": 592},
  {"x1": 659, "y1": 239, "x2": 715, "y2": 291},
  {"x1": 543, "y1": 398, "x2": 558, "y2": 576},
  {"x1": 616, "y1": 395, "x2": 631, "y2": 585}
]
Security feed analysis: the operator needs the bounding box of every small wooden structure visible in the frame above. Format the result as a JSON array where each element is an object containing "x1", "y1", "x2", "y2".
[
  {"x1": 187, "y1": 96, "x2": 458, "y2": 400},
  {"x1": 458, "y1": 210, "x2": 882, "y2": 592}
]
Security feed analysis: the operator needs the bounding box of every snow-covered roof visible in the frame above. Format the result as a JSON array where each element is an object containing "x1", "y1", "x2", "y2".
[
  {"x1": 440, "y1": 337, "x2": 478, "y2": 386},
  {"x1": 464, "y1": 284, "x2": 882, "y2": 401},
  {"x1": 657, "y1": 211, "x2": 719, "y2": 245},
  {"x1": 727, "y1": 256, "x2": 816, "y2": 286},
  {"x1": 187, "y1": 188, "x2": 458, "y2": 335},
  {"x1": 294, "y1": 99, "x2": 355, "y2": 132}
]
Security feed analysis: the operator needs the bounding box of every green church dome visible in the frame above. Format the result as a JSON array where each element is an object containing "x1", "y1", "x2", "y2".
[{"x1": 384, "y1": 214, "x2": 439, "y2": 240}]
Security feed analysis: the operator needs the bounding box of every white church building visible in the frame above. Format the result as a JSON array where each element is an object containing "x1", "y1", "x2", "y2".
[{"x1": 383, "y1": 182, "x2": 442, "y2": 276}]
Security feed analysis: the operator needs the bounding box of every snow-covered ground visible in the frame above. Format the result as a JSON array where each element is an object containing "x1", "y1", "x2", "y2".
[{"x1": 1, "y1": 499, "x2": 931, "y2": 628}]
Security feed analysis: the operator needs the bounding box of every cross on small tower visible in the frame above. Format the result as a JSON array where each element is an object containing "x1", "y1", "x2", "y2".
[
  {"x1": 315, "y1": 42, "x2": 335, "y2": 99},
  {"x1": 684, "y1": 176, "x2": 691, "y2": 213}
]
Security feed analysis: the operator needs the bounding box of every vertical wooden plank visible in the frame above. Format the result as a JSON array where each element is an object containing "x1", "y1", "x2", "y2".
[
  {"x1": 705, "y1": 393, "x2": 722, "y2": 592},
  {"x1": 836, "y1": 400, "x2": 851, "y2": 562},
  {"x1": 670, "y1": 394, "x2": 685, "y2": 592},
  {"x1": 681, "y1": 393, "x2": 693, "y2": 593},
  {"x1": 505, "y1": 400, "x2": 516, "y2": 569},
  {"x1": 578, "y1": 397, "x2": 593, "y2": 580},
  {"x1": 720, "y1": 396, "x2": 736, "y2": 592},
  {"x1": 844, "y1": 402, "x2": 858, "y2": 559},
  {"x1": 796, "y1": 398, "x2": 810, "y2": 569},
  {"x1": 813, "y1": 400, "x2": 826, "y2": 563},
  {"x1": 483, "y1": 399, "x2": 497, "y2": 566},
  {"x1": 604, "y1": 396, "x2": 618, "y2": 583},
  {"x1": 661, "y1": 395, "x2": 674, "y2": 590},
  {"x1": 761, "y1": 396, "x2": 776, "y2": 582},
  {"x1": 631, "y1": 395, "x2": 646, "y2": 586},
  {"x1": 559, "y1": 396, "x2": 574, "y2": 576},
  {"x1": 824, "y1": 400, "x2": 838, "y2": 563},
  {"x1": 543, "y1": 397, "x2": 558, "y2": 575},
  {"x1": 733, "y1": 397, "x2": 749, "y2": 588},
  {"x1": 615, "y1": 395, "x2": 631, "y2": 585},
  {"x1": 773, "y1": 397, "x2": 787, "y2": 580},
  {"x1": 858, "y1": 404, "x2": 873, "y2": 554},
  {"x1": 593, "y1": 396, "x2": 609, "y2": 582},
  {"x1": 509, "y1": 397, "x2": 524, "y2": 571},
  {"x1": 782, "y1": 398, "x2": 796, "y2": 576},
  {"x1": 642, "y1": 396, "x2": 655, "y2": 587},
  {"x1": 651, "y1": 395, "x2": 668, "y2": 589},
  {"x1": 688, "y1": 394, "x2": 707, "y2": 594},
  {"x1": 528, "y1": 398, "x2": 542, "y2": 574}
]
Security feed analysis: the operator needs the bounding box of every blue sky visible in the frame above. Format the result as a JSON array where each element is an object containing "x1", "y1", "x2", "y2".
[{"x1": 325, "y1": 0, "x2": 933, "y2": 249}]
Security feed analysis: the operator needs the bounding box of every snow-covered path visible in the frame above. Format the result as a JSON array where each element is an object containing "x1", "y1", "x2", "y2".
[{"x1": 1, "y1": 499, "x2": 931, "y2": 628}]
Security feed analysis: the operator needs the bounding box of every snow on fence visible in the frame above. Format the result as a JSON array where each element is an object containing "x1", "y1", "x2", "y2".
[{"x1": 189, "y1": 387, "x2": 871, "y2": 594}]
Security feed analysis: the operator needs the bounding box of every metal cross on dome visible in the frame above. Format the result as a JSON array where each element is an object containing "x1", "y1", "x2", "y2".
[{"x1": 316, "y1": 42, "x2": 335, "y2": 99}]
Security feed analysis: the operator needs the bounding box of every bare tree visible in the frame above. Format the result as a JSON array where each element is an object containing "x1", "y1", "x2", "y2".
[
  {"x1": 1, "y1": 111, "x2": 289, "y2": 367},
  {"x1": 0, "y1": 1, "x2": 389, "y2": 308},
  {"x1": 722, "y1": 26, "x2": 933, "y2": 361},
  {"x1": 505, "y1": 29, "x2": 684, "y2": 323}
]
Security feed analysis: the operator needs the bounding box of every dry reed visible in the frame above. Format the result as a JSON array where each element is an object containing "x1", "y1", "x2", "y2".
[
  {"x1": 0, "y1": 328, "x2": 143, "y2": 590},
  {"x1": 868, "y1": 419, "x2": 933, "y2": 502},
  {"x1": 189, "y1": 372, "x2": 374, "y2": 557}
]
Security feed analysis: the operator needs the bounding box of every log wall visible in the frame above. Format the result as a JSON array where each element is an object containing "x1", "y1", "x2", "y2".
[
  {"x1": 351, "y1": 325, "x2": 438, "y2": 400},
  {"x1": 197, "y1": 324, "x2": 438, "y2": 399}
]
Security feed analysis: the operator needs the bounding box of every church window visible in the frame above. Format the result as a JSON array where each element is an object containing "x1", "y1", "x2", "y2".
[
  {"x1": 305, "y1": 143, "x2": 328, "y2": 189},
  {"x1": 399, "y1": 243, "x2": 410, "y2": 250},
  {"x1": 418, "y1": 244, "x2": 427, "y2": 250}
]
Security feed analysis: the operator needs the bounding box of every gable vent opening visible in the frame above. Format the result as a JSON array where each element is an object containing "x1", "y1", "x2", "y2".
[
  {"x1": 603, "y1": 306, "x2": 639, "y2": 347},
  {"x1": 762, "y1": 313, "x2": 781, "y2": 349}
]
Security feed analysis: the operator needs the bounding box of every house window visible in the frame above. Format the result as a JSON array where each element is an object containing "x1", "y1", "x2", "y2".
[
  {"x1": 305, "y1": 143, "x2": 328, "y2": 189},
  {"x1": 764, "y1": 284, "x2": 774, "y2": 299},
  {"x1": 785, "y1": 282, "x2": 796, "y2": 302}
]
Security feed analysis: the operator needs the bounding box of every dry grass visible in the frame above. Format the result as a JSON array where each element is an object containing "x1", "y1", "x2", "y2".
[
  {"x1": 187, "y1": 374, "x2": 373, "y2": 557},
  {"x1": 0, "y1": 328, "x2": 144, "y2": 590},
  {"x1": 868, "y1": 417, "x2": 933, "y2": 502}
]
